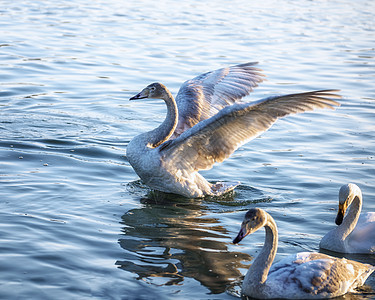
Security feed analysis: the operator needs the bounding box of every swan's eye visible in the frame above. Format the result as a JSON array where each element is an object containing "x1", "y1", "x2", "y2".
[{"x1": 150, "y1": 87, "x2": 156, "y2": 91}]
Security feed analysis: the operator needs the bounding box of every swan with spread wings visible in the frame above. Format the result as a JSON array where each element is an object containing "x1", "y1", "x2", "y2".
[{"x1": 127, "y1": 63, "x2": 340, "y2": 198}]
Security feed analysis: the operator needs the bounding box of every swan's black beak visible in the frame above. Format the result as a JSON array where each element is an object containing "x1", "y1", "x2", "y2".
[
  {"x1": 335, "y1": 205, "x2": 345, "y2": 225},
  {"x1": 129, "y1": 92, "x2": 147, "y2": 100},
  {"x1": 233, "y1": 226, "x2": 247, "y2": 244}
]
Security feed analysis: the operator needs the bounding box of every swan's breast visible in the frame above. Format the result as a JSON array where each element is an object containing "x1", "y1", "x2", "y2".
[{"x1": 127, "y1": 135, "x2": 161, "y2": 179}]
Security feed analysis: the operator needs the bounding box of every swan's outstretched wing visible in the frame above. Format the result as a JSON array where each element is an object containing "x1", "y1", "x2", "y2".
[
  {"x1": 161, "y1": 90, "x2": 341, "y2": 172},
  {"x1": 172, "y1": 62, "x2": 265, "y2": 137}
]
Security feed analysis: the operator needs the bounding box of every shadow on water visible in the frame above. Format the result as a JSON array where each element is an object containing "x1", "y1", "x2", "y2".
[{"x1": 116, "y1": 182, "x2": 272, "y2": 294}]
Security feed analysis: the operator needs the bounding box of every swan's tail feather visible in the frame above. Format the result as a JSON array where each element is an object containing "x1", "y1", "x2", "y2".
[{"x1": 211, "y1": 181, "x2": 240, "y2": 196}]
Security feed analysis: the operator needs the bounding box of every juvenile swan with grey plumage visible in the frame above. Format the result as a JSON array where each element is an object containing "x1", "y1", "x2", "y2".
[
  {"x1": 233, "y1": 208, "x2": 374, "y2": 299},
  {"x1": 127, "y1": 62, "x2": 340, "y2": 198}
]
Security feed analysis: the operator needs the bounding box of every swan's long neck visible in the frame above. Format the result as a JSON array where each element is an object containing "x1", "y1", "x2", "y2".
[
  {"x1": 337, "y1": 192, "x2": 362, "y2": 240},
  {"x1": 246, "y1": 214, "x2": 278, "y2": 286},
  {"x1": 148, "y1": 89, "x2": 178, "y2": 148}
]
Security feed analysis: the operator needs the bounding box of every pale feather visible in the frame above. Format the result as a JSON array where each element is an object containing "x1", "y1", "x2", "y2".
[
  {"x1": 172, "y1": 62, "x2": 265, "y2": 137},
  {"x1": 162, "y1": 90, "x2": 341, "y2": 173}
]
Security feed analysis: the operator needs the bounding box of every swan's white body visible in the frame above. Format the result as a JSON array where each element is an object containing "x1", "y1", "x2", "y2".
[
  {"x1": 127, "y1": 132, "x2": 218, "y2": 197},
  {"x1": 320, "y1": 183, "x2": 375, "y2": 254},
  {"x1": 127, "y1": 62, "x2": 340, "y2": 198},
  {"x1": 233, "y1": 208, "x2": 374, "y2": 299}
]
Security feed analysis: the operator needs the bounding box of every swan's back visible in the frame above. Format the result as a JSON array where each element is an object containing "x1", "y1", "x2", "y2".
[
  {"x1": 346, "y1": 212, "x2": 375, "y2": 253},
  {"x1": 261, "y1": 252, "x2": 374, "y2": 299}
]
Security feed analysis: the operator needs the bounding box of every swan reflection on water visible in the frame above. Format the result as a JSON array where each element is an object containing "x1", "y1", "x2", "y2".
[{"x1": 116, "y1": 185, "x2": 271, "y2": 294}]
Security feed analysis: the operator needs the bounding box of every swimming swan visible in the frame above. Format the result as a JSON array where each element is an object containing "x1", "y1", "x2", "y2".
[
  {"x1": 320, "y1": 183, "x2": 375, "y2": 254},
  {"x1": 233, "y1": 208, "x2": 374, "y2": 299},
  {"x1": 127, "y1": 62, "x2": 340, "y2": 198}
]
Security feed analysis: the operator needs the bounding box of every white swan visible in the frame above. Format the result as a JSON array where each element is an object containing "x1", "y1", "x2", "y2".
[
  {"x1": 127, "y1": 62, "x2": 340, "y2": 198},
  {"x1": 233, "y1": 208, "x2": 374, "y2": 299},
  {"x1": 320, "y1": 183, "x2": 375, "y2": 254}
]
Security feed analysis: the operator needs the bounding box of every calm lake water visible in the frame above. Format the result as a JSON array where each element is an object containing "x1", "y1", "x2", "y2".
[{"x1": 1, "y1": 0, "x2": 374, "y2": 299}]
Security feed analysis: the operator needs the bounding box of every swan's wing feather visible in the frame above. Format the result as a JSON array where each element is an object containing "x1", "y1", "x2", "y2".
[
  {"x1": 161, "y1": 90, "x2": 340, "y2": 172},
  {"x1": 173, "y1": 62, "x2": 265, "y2": 137},
  {"x1": 267, "y1": 252, "x2": 374, "y2": 297},
  {"x1": 347, "y1": 212, "x2": 375, "y2": 253}
]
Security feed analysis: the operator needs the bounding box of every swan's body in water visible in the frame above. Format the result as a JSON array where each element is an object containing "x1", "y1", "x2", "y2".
[
  {"x1": 127, "y1": 62, "x2": 340, "y2": 198},
  {"x1": 320, "y1": 183, "x2": 375, "y2": 254},
  {"x1": 233, "y1": 208, "x2": 374, "y2": 299}
]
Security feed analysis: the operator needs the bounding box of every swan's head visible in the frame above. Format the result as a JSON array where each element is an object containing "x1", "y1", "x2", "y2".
[
  {"x1": 129, "y1": 82, "x2": 168, "y2": 100},
  {"x1": 336, "y1": 183, "x2": 362, "y2": 225},
  {"x1": 233, "y1": 208, "x2": 267, "y2": 244}
]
